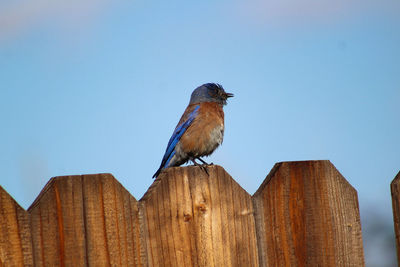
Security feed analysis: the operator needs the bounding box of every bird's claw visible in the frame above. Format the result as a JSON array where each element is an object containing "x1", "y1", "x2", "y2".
[
  {"x1": 190, "y1": 158, "x2": 210, "y2": 176},
  {"x1": 196, "y1": 157, "x2": 213, "y2": 166}
]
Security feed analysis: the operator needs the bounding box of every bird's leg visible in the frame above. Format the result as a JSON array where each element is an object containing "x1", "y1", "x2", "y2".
[
  {"x1": 196, "y1": 157, "x2": 213, "y2": 166},
  {"x1": 190, "y1": 157, "x2": 209, "y2": 176}
]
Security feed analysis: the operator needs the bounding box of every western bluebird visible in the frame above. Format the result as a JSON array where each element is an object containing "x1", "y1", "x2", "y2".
[{"x1": 153, "y1": 83, "x2": 233, "y2": 178}]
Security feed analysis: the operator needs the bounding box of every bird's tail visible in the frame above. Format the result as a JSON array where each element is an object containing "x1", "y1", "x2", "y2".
[{"x1": 152, "y1": 166, "x2": 162, "y2": 179}]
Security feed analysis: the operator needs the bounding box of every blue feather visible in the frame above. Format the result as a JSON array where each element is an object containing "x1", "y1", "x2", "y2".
[
  {"x1": 161, "y1": 105, "x2": 200, "y2": 168},
  {"x1": 164, "y1": 150, "x2": 175, "y2": 168}
]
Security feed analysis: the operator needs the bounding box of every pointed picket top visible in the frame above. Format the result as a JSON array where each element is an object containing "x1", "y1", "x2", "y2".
[
  {"x1": 28, "y1": 173, "x2": 143, "y2": 266},
  {"x1": 139, "y1": 165, "x2": 259, "y2": 267},
  {"x1": 252, "y1": 160, "x2": 364, "y2": 266},
  {"x1": 391, "y1": 171, "x2": 400, "y2": 265},
  {"x1": 0, "y1": 186, "x2": 33, "y2": 266},
  {"x1": 254, "y1": 160, "x2": 357, "y2": 197}
]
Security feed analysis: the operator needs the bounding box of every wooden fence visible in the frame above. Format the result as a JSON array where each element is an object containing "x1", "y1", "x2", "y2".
[{"x1": 0, "y1": 160, "x2": 397, "y2": 266}]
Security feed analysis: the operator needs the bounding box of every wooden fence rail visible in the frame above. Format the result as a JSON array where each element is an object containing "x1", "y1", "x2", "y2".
[{"x1": 0, "y1": 160, "x2": 371, "y2": 266}]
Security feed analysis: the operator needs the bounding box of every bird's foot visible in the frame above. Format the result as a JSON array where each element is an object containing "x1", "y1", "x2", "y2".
[
  {"x1": 190, "y1": 158, "x2": 209, "y2": 176},
  {"x1": 196, "y1": 157, "x2": 213, "y2": 166}
]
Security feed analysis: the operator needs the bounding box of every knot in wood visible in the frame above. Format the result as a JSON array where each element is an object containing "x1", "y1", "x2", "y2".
[
  {"x1": 183, "y1": 213, "x2": 192, "y2": 222},
  {"x1": 198, "y1": 203, "x2": 207, "y2": 212}
]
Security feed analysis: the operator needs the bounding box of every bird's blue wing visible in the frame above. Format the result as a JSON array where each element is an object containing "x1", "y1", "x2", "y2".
[{"x1": 161, "y1": 105, "x2": 200, "y2": 169}]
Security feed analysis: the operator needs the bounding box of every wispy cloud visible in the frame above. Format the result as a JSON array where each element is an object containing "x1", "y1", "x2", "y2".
[
  {"x1": 235, "y1": 0, "x2": 400, "y2": 27},
  {"x1": 0, "y1": 0, "x2": 112, "y2": 43}
]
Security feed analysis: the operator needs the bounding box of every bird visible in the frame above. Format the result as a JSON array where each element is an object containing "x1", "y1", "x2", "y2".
[{"x1": 153, "y1": 83, "x2": 233, "y2": 178}]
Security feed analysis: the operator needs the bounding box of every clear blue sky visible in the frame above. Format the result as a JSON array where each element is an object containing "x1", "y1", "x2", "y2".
[{"x1": 0, "y1": 0, "x2": 399, "y2": 263}]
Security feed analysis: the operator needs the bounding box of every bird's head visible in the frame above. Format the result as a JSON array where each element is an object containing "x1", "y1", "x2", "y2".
[{"x1": 189, "y1": 83, "x2": 234, "y2": 105}]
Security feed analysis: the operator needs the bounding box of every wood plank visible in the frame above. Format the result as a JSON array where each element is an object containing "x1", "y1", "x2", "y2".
[
  {"x1": 391, "y1": 171, "x2": 400, "y2": 265},
  {"x1": 140, "y1": 165, "x2": 259, "y2": 267},
  {"x1": 0, "y1": 186, "x2": 33, "y2": 266},
  {"x1": 253, "y1": 160, "x2": 365, "y2": 266},
  {"x1": 28, "y1": 173, "x2": 142, "y2": 266},
  {"x1": 29, "y1": 178, "x2": 61, "y2": 266}
]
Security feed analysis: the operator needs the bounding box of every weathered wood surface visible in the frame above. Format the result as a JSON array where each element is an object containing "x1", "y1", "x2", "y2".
[
  {"x1": 0, "y1": 186, "x2": 33, "y2": 266},
  {"x1": 140, "y1": 165, "x2": 259, "y2": 267},
  {"x1": 28, "y1": 173, "x2": 143, "y2": 266},
  {"x1": 391, "y1": 171, "x2": 400, "y2": 265},
  {"x1": 253, "y1": 160, "x2": 365, "y2": 266},
  {"x1": 0, "y1": 161, "x2": 366, "y2": 266}
]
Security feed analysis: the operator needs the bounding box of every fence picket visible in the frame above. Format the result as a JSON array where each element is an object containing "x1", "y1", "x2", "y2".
[
  {"x1": 252, "y1": 161, "x2": 364, "y2": 266},
  {"x1": 0, "y1": 186, "x2": 33, "y2": 266},
  {"x1": 390, "y1": 171, "x2": 400, "y2": 266}
]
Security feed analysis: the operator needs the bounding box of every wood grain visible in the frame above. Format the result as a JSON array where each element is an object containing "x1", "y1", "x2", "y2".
[
  {"x1": 253, "y1": 160, "x2": 365, "y2": 267},
  {"x1": 0, "y1": 186, "x2": 33, "y2": 266},
  {"x1": 140, "y1": 165, "x2": 259, "y2": 267},
  {"x1": 0, "y1": 162, "x2": 368, "y2": 266},
  {"x1": 28, "y1": 173, "x2": 142, "y2": 266},
  {"x1": 391, "y1": 171, "x2": 400, "y2": 265}
]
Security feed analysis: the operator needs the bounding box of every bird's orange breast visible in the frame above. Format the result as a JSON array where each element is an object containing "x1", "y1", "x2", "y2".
[{"x1": 179, "y1": 102, "x2": 225, "y2": 157}]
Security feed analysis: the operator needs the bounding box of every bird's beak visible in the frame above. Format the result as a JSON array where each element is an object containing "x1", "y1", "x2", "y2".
[{"x1": 225, "y1": 92, "x2": 234, "y2": 98}]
